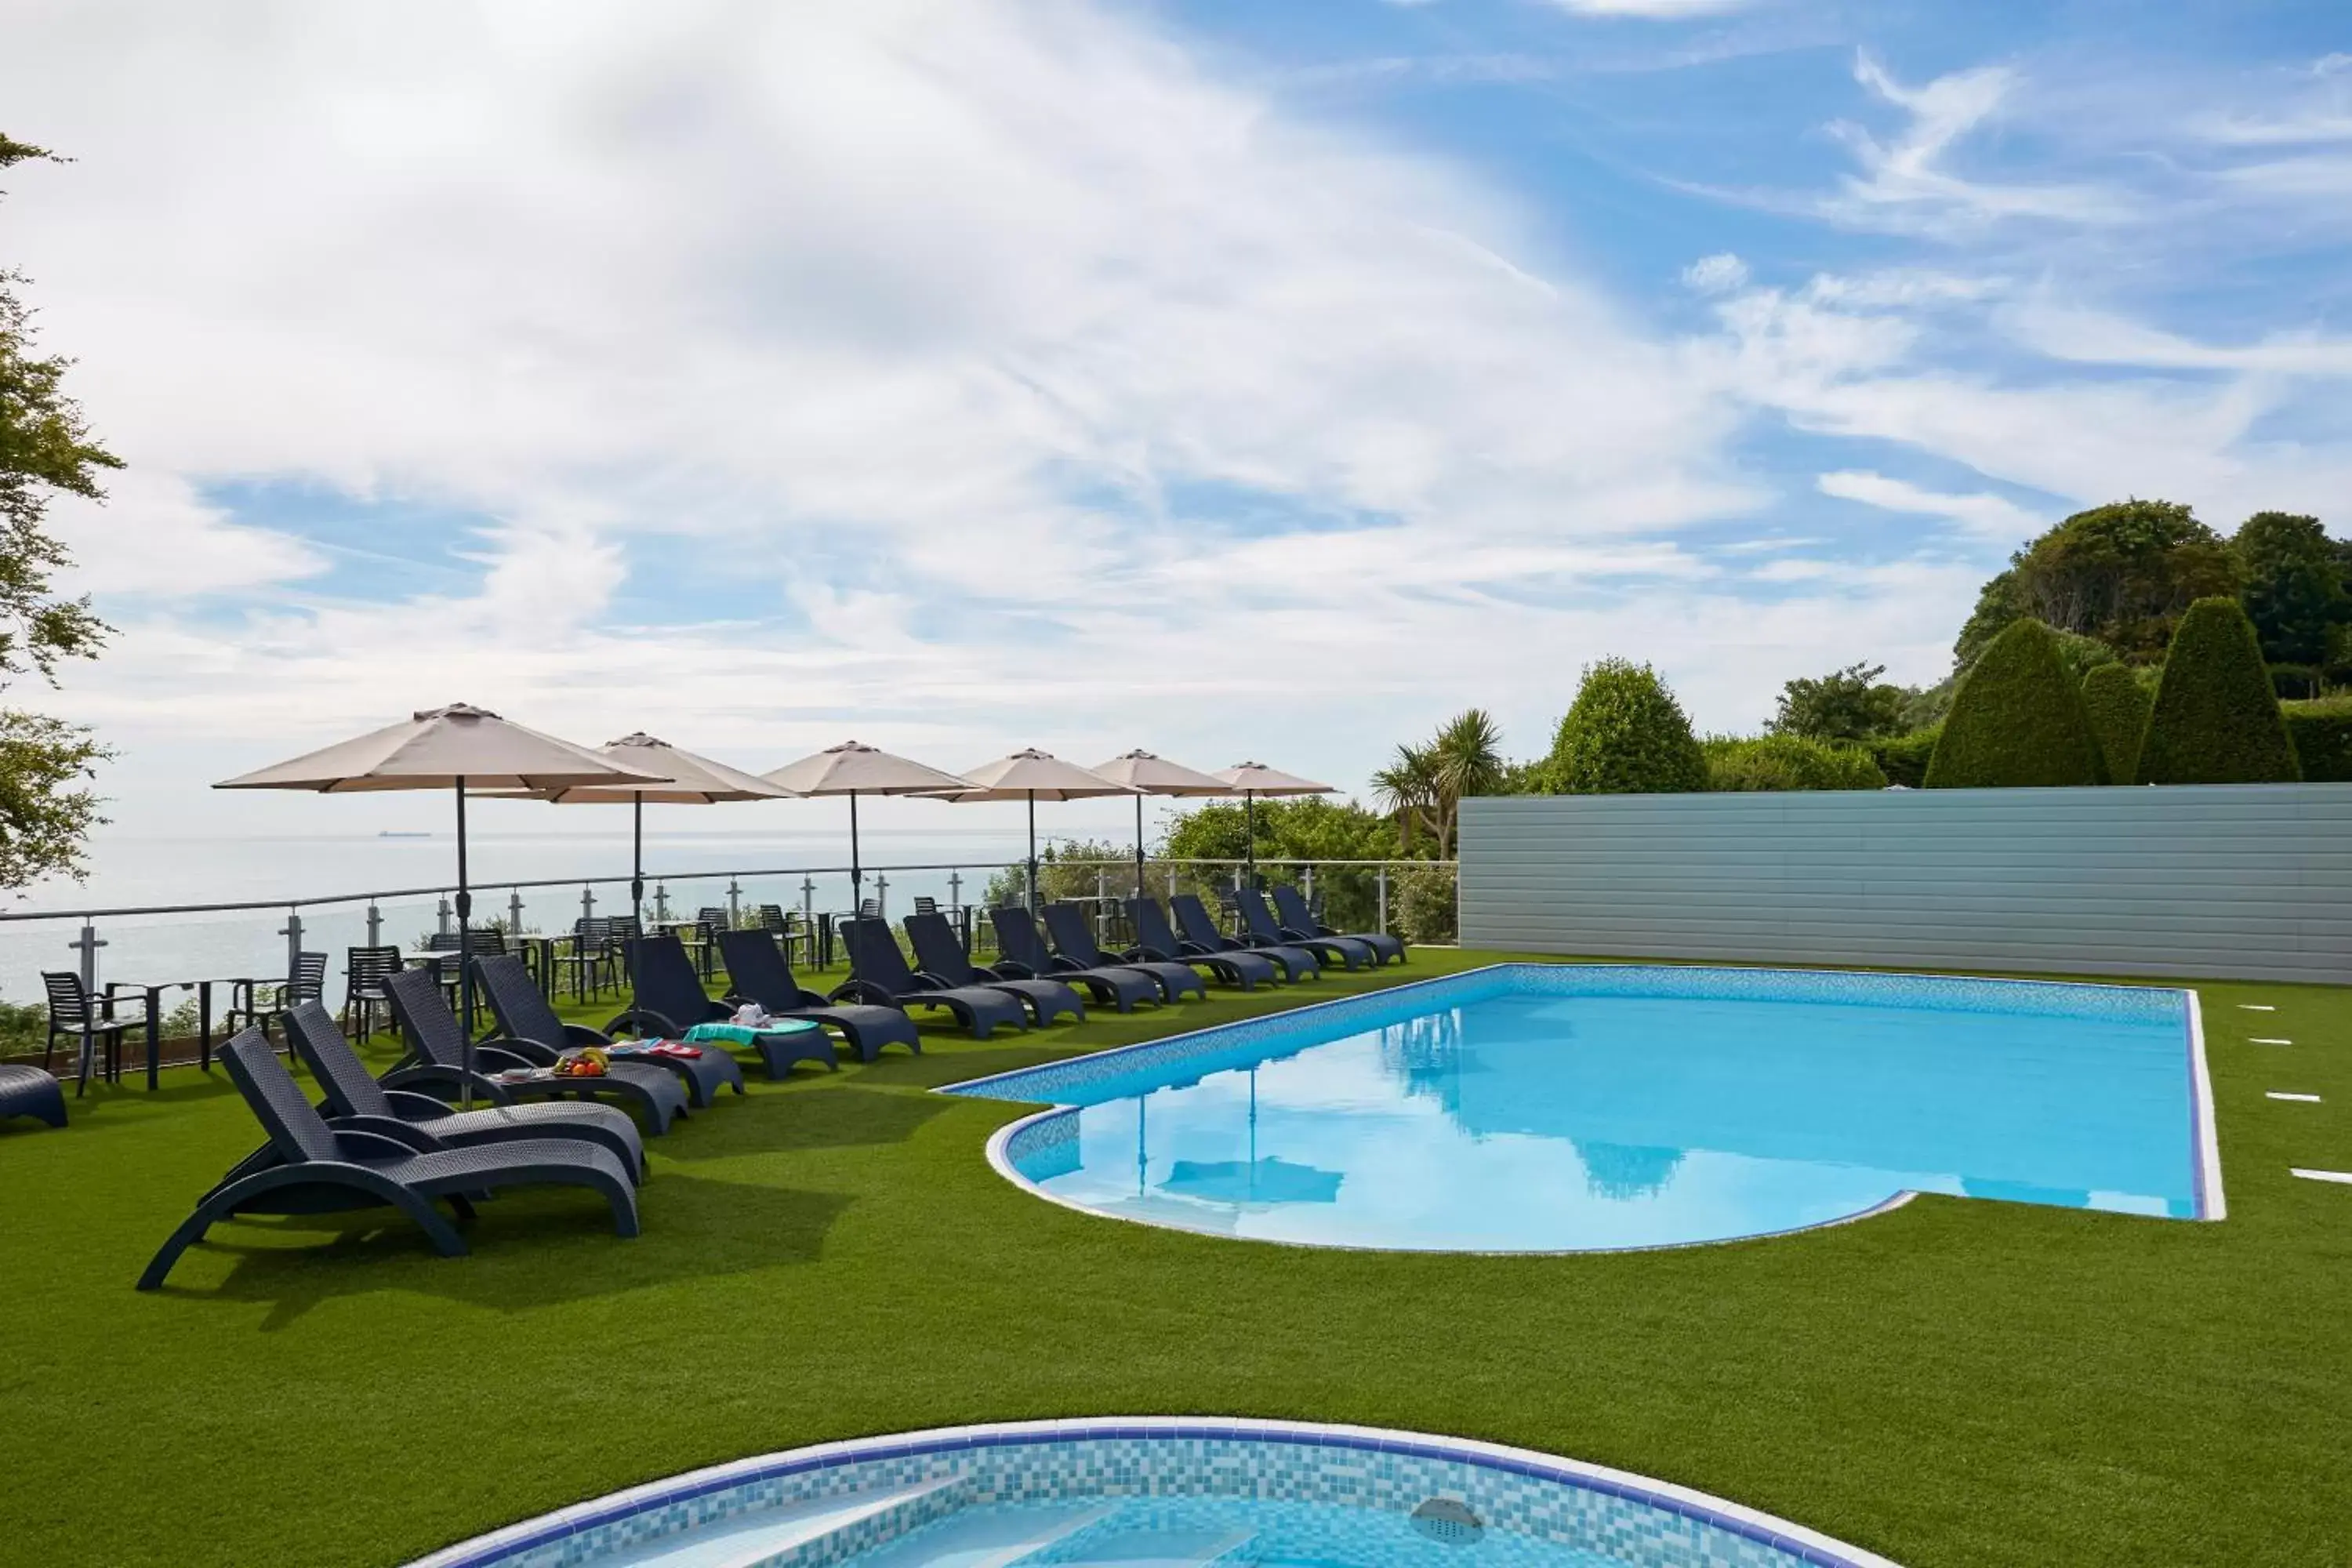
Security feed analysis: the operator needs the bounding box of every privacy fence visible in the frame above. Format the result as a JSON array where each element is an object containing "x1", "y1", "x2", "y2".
[{"x1": 1458, "y1": 783, "x2": 2352, "y2": 985}]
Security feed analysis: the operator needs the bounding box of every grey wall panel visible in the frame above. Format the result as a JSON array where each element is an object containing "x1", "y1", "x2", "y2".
[{"x1": 1457, "y1": 783, "x2": 2352, "y2": 983}]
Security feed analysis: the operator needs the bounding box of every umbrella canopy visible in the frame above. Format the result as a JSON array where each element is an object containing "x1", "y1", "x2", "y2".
[
  {"x1": 761, "y1": 741, "x2": 971, "y2": 976},
  {"x1": 1090, "y1": 750, "x2": 1230, "y2": 895},
  {"x1": 216, "y1": 702, "x2": 670, "y2": 1105},
  {"x1": 1213, "y1": 761, "x2": 1334, "y2": 881},
  {"x1": 936, "y1": 749, "x2": 1135, "y2": 912},
  {"x1": 489, "y1": 733, "x2": 796, "y2": 928}
]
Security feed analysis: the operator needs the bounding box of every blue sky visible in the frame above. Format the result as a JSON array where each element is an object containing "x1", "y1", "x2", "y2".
[{"x1": 4, "y1": 0, "x2": 2350, "y2": 840}]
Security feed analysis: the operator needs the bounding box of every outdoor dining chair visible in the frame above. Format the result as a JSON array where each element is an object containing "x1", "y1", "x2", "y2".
[{"x1": 42, "y1": 970, "x2": 144, "y2": 1093}]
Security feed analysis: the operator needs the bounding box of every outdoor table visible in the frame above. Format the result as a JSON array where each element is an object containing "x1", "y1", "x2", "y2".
[
  {"x1": 508, "y1": 933, "x2": 559, "y2": 994},
  {"x1": 122, "y1": 976, "x2": 251, "y2": 1089}
]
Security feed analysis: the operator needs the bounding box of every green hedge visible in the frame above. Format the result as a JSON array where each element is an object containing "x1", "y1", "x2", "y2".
[
  {"x1": 1545, "y1": 658, "x2": 1708, "y2": 793},
  {"x1": 1704, "y1": 735, "x2": 1886, "y2": 791},
  {"x1": 2080, "y1": 662, "x2": 2154, "y2": 786},
  {"x1": 1868, "y1": 727, "x2": 1940, "y2": 789},
  {"x1": 2285, "y1": 699, "x2": 2352, "y2": 783},
  {"x1": 2139, "y1": 597, "x2": 2302, "y2": 783},
  {"x1": 1925, "y1": 619, "x2": 2107, "y2": 788}
]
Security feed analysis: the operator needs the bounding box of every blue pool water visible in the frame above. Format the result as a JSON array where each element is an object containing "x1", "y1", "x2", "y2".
[{"x1": 948, "y1": 965, "x2": 2212, "y2": 1253}]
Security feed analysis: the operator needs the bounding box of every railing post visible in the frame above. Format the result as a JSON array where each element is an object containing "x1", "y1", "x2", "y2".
[
  {"x1": 71, "y1": 920, "x2": 104, "y2": 993},
  {"x1": 581, "y1": 884, "x2": 596, "y2": 924},
  {"x1": 508, "y1": 887, "x2": 525, "y2": 937},
  {"x1": 1377, "y1": 865, "x2": 1388, "y2": 935},
  {"x1": 1303, "y1": 864, "x2": 1314, "y2": 902},
  {"x1": 365, "y1": 900, "x2": 383, "y2": 949},
  {"x1": 436, "y1": 895, "x2": 452, "y2": 938},
  {"x1": 654, "y1": 882, "x2": 670, "y2": 923},
  {"x1": 1095, "y1": 868, "x2": 1107, "y2": 941},
  {"x1": 800, "y1": 875, "x2": 815, "y2": 933},
  {"x1": 728, "y1": 877, "x2": 742, "y2": 929},
  {"x1": 278, "y1": 908, "x2": 304, "y2": 1004},
  {"x1": 948, "y1": 869, "x2": 963, "y2": 918},
  {"x1": 875, "y1": 873, "x2": 888, "y2": 921}
]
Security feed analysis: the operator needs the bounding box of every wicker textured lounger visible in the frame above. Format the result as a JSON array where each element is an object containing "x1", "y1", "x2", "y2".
[
  {"x1": 903, "y1": 911, "x2": 1085, "y2": 1026},
  {"x1": 1127, "y1": 898, "x2": 1276, "y2": 991},
  {"x1": 137, "y1": 1029, "x2": 637, "y2": 1290},
  {"x1": 989, "y1": 906, "x2": 1160, "y2": 1014},
  {"x1": 1272, "y1": 883, "x2": 1406, "y2": 966},
  {"x1": 836, "y1": 918, "x2": 1029, "y2": 1040},
  {"x1": 383, "y1": 967, "x2": 688, "y2": 1135},
  {"x1": 1171, "y1": 894, "x2": 1319, "y2": 982},
  {"x1": 0, "y1": 1063, "x2": 66, "y2": 1131},
  {"x1": 1043, "y1": 902, "x2": 1206, "y2": 1004},
  {"x1": 1238, "y1": 887, "x2": 1371, "y2": 971},
  {"x1": 713, "y1": 930, "x2": 910, "y2": 1065},
  {"x1": 473, "y1": 945, "x2": 745, "y2": 1109}
]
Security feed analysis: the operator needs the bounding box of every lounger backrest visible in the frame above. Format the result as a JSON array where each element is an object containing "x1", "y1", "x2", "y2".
[
  {"x1": 1128, "y1": 898, "x2": 1181, "y2": 956},
  {"x1": 284, "y1": 1001, "x2": 392, "y2": 1119},
  {"x1": 220, "y1": 1028, "x2": 339, "y2": 1166},
  {"x1": 474, "y1": 953, "x2": 564, "y2": 1047},
  {"x1": 988, "y1": 906, "x2": 1051, "y2": 971},
  {"x1": 1170, "y1": 895, "x2": 1224, "y2": 949},
  {"x1": 717, "y1": 930, "x2": 796, "y2": 1009},
  {"x1": 1041, "y1": 902, "x2": 1107, "y2": 967},
  {"x1": 842, "y1": 918, "x2": 917, "y2": 990},
  {"x1": 1270, "y1": 884, "x2": 1319, "y2": 933},
  {"x1": 1235, "y1": 888, "x2": 1283, "y2": 943},
  {"x1": 902, "y1": 912, "x2": 972, "y2": 982},
  {"x1": 385, "y1": 966, "x2": 466, "y2": 1068},
  {"x1": 625, "y1": 935, "x2": 715, "y2": 1029}
]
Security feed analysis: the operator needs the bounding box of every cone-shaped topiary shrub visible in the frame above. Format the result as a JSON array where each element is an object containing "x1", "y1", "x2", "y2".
[
  {"x1": 2080, "y1": 662, "x2": 2155, "y2": 786},
  {"x1": 2138, "y1": 597, "x2": 2303, "y2": 783},
  {"x1": 1546, "y1": 658, "x2": 1708, "y2": 793},
  {"x1": 1924, "y1": 619, "x2": 2107, "y2": 788}
]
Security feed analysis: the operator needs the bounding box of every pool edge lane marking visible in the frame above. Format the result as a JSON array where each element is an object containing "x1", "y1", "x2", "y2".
[
  {"x1": 2266, "y1": 1092, "x2": 2323, "y2": 1103},
  {"x1": 2238, "y1": 1004, "x2": 2277, "y2": 1011},
  {"x1": 2249, "y1": 1037, "x2": 2293, "y2": 1045},
  {"x1": 2290, "y1": 1169, "x2": 2352, "y2": 1185}
]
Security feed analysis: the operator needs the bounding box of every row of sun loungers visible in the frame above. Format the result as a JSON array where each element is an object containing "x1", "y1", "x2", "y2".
[{"x1": 138, "y1": 893, "x2": 1405, "y2": 1288}]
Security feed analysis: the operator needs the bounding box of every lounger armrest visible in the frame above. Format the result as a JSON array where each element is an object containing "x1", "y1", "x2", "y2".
[
  {"x1": 481, "y1": 1033, "x2": 560, "y2": 1067},
  {"x1": 383, "y1": 1063, "x2": 517, "y2": 1105},
  {"x1": 380, "y1": 1088, "x2": 455, "y2": 1121},
  {"x1": 331, "y1": 1115, "x2": 446, "y2": 1153},
  {"x1": 603, "y1": 1007, "x2": 684, "y2": 1039},
  {"x1": 793, "y1": 988, "x2": 832, "y2": 1009},
  {"x1": 1044, "y1": 956, "x2": 1088, "y2": 975},
  {"x1": 828, "y1": 979, "x2": 895, "y2": 1006},
  {"x1": 989, "y1": 958, "x2": 1041, "y2": 980},
  {"x1": 968, "y1": 962, "x2": 1012, "y2": 982},
  {"x1": 561, "y1": 1024, "x2": 616, "y2": 1047},
  {"x1": 332, "y1": 1127, "x2": 439, "y2": 1162},
  {"x1": 1122, "y1": 943, "x2": 1173, "y2": 963},
  {"x1": 906, "y1": 969, "x2": 957, "y2": 993},
  {"x1": 471, "y1": 1043, "x2": 543, "y2": 1073}
]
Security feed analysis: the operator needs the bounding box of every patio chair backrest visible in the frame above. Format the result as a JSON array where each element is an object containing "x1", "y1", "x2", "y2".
[
  {"x1": 716, "y1": 930, "x2": 796, "y2": 1010},
  {"x1": 1128, "y1": 898, "x2": 1182, "y2": 956},
  {"x1": 913, "y1": 896, "x2": 939, "y2": 916},
  {"x1": 345, "y1": 946, "x2": 404, "y2": 999},
  {"x1": 1170, "y1": 895, "x2": 1225, "y2": 950},
  {"x1": 988, "y1": 906, "x2": 1052, "y2": 973},
  {"x1": 41, "y1": 970, "x2": 93, "y2": 1026},
  {"x1": 220, "y1": 1027, "x2": 339, "y2": 1166},
  {"x1": 286, "y1": 950, "x2": 329, "y2": 1002},
  {"x1": 902, "y1": 912, "x2": 973, "y2": 982},
  {"x1": 841, "y1": 918, "x2": 916, "y2": 991},
  {"x1": 384, "y1": 966, "x2": 466, "y2": 1069},
  {"x1": 475, "y1": 953, "x2": 564, "y2": 1047},
  {"x1": 695, "y1": 906, "x2": 729, "y2": 931},
  {"x1": 858, "y1": 898, "x2": 881, "y2": 920},
  {"x1": 1041, "y1": 902, "x2": 1108, "y2": 967},
  {"x1": 754, "y1": 905, "x2": 787, "y2": 933},
  {"x1": 625, "y1": 934, "x2": 714, "y2": 1027},
  {"x1": 284, "y1": 1001, "x2": 393, "y2": 1119}
]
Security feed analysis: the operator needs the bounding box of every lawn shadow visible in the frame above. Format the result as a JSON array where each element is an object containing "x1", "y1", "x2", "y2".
[
  {"x1": 647, "y1": 1084, "x2": 959, "y2": 1160},
  {"x1": 147, "y1": 1173, "x2": 851, "y2": 1330}
]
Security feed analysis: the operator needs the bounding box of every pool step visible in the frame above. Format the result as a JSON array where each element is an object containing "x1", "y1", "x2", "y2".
[
  {"x1": 1028, "y1": 1524, "x2": 1260, "y2": 1568},
  {"x1": 601, "y1": 1475, "x2": 960, "y2": 1568}
]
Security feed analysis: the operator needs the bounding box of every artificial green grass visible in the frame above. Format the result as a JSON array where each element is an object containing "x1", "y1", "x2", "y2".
[{"x1": 3, "y1": 949, "x2": 2349, "y2": 1567}]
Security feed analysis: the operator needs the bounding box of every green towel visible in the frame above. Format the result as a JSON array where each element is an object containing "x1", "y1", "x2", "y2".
[{"x1": 684, "y1": 1019, "x2": 821, "y2": 1046}]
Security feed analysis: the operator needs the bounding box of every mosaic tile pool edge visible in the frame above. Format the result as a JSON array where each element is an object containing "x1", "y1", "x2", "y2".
[{"x1": 406, "y1": 1420, "x2": 1904, "y2": 1568}]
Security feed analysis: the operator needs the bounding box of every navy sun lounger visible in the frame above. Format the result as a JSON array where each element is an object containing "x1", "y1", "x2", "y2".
[
  {"x1": 1127, "y1": 898, "x2": 1275, "y2": 991},
  {"x1": 0, "y1": 1063, "x2": 65, "y2": 1131},
  {"x1": 1042, "y1": 902, "x2": 1205, "y2": 1004},
  {"x1": 835, "y1": 918, "x2": 1029, "y2": 1040},
  {"x1": 1272, "y1": 884, "x2": 1405, "y2": 966},
  {"x1": 1238, "y1": 887, "x2": 1372, "y2": 970},
  {"x1": 383, "y1": 967, "x2": 687, "y2": 1135},
  {"x1": 903, "y1": 911, "x2": 1085, "y2": 1026},
  {"x1": 138, "y1": 1029, "x2": 637, "y2": 1291},
  {"x1": 1171, "y1": 893, "x2": 1318, "y2": 982},
  {"x1": 989, "y1": 906, "x2": 1160, "y2": 1014},
  {"x1": 520, "y1": 938, "x2": 750, "y2": 1105},
  {"x1": 714, "y1": 929, "x2": 914, "y2": 1064},
  {"x1": 476, "y1": 947, "x2": 743, "y2": 1108}
]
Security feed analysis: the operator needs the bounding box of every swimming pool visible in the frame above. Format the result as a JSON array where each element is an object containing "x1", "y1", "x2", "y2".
[
  {"x1": 945, "y1": 964, "x2": 2220, "y2": 1253},
  {"x1": 409, "y1": 1419, "x2": 1902, "y2": 1568}
]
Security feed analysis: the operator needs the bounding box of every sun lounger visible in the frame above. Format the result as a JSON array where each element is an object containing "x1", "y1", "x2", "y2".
[
  {"x1": 278, "y1": 1000, "x2": 644, "y2": 1179},
  {"x1": 1238, "y1": 887, "x2": 1371, "y2": 969},
  {"x1": 834, "y1": 919, "x2": 1029, "y2": 1039},
  {"x1": 1127, "y1": 898, "x2": 1275, "y2": 990},
  {"x1": 1171, "y1": 893, "x2": 1319, "y2": 982},
  {"x1": 0, "y1": 1063, "x2": 65, "y2": 1130},
  {"x1": 383, "y1": 966, "x2": 687, "y2": 1134},
  {"x1": 1042, "y1": 902, "x2": 1205, "y2": 1003},
  {"x1": 137, "y1": 1029, "x2": 637, "y2": 1290},
  {"x1": 1272, "y1": 884, "x2": 1405, "y2": 965},
  {"x1": 903, "y1": 911, "x2": 1085, "y2": 1026},
  {"x1": 988, "y1": 906, "x2": 1161, "y2": 1013},
  {"x1": 491, "y1": 939, "x2": 745, "y2": 1107},
  {"x1": 713, "y1": 930, "x2": 914, "y2": 1064}
]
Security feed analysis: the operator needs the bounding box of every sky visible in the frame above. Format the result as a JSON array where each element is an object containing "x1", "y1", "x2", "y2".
[{"x1": 3, "y1": 0, "x2": 2350, "y2": 849}]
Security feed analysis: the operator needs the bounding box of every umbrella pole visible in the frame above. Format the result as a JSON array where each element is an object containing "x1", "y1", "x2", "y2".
[
  {"x1": 455, "y1": 777, "x2": 473, "y2": 1110},
  {"x1": 1025, "y1": 790, "x2": 1038, "y2": 913},
  {"x1": 847, "y1": 790, "x2": 860, "y2": 985},
  {"x1": 1245, "y1": 790, "x2": 1256, "y2": 887},
  {"x1": 630, "y1": 793, "x2": 644, "y2": 932},
  {"x1": 1134, "y1": 793, "x2": 1145, "y2": 898}
]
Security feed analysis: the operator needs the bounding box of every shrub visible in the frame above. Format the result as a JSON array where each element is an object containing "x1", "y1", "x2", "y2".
[
  {"x1": 1924, "y1": 619, "x2": 2107, "y2": 788},
  {"x1": 2138, "y1": 597, "x2": 2303, "y2": 784},
  {"x1": 1870, "y1": 727, "x2": 1940, "y2": 789},
  {"x1": 2283, "y1": 698, "x2": 2352, "y2": 784},
  {"x1": 1545, "y1": 659, "x2": 1708, "y2": 794},
  {"x1": 1703, "y1": 735, "x2": 1887, "y2": 792},
  {"x1": 1393, "y1": 862, "x2": 1457, "y2": 944},
  {"x1": 2080, "y1": 662, "x2": 2154, "y2": 786}
]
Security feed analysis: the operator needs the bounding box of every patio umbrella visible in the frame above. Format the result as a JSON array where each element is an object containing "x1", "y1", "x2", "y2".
[
  {"x1": 491, "y1": 733, "x2": 797, "y2": 930},
  {"x1": 1213, "y1": 761, "x2": 1334, "y2": 884},
  {"x1": 214, "y1": 702, "x2": 670, "y2": 1102},
  {"x1": 935, "y1": 749, "x2": 1137, "y2": 912},
  {"x1": 762, "y1": 740, "x2": 971, "y2": 978},
  {"x1": 1088, "y1": 750, "x2": 1230, "y2": 896}
]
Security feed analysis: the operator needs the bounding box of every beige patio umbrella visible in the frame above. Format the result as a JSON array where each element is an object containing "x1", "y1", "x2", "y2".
[
  {"x1": 1089, "y1": 750, "x2": 1232, "y2": 895},
  {"x1": 494, "y1": 733, "x2": 797, "y2": 930},
  {"x1": 215, "y1": 702, "x2": 670, "y2": 1099},
  {"x1": 762, "y1": 740, "x2": 972, "y2": 978},
  {"x1": 1214, "y1": 761, "x2": 1334, "y2": 884},
  {"x1": 936, "y1": 749, "x2": 1138, "y2": 911}
]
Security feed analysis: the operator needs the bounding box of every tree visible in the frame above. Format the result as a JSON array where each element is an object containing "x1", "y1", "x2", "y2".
[
  {"x1": 1545, "y1": 659, "x2": 1708, "y2": 794},
  {"x1": 1370, "y1": 744, "x2": 1441, "y2": 855},
  {"x1": 2234, "y1": 511, "x2": 2343, "y2": 666},
  {"x1": 1769, "y1": 662, "x2": 1910, "y2": 742},
  {"x1": 1702, "y1": 735, "x2": 1886, "y2": 792},
  {"x1": 2137, "y1": 597, "x2": 2301, "y2": 784},
  {"x1": 1960, "y1": 500, "x2": 2241, "y2": 665},
  {"x1": 1, "y1": 135, "x2": 114, "y2": 887},
  {"x1": 1923, "y1": 619, "x2": 2107, "y2": 788},
  {"x1": 2079, "y1": 662, "x2": 2154, "y2": 787}
]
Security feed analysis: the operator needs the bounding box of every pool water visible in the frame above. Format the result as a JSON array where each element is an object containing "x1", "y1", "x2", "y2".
[{"x1": 952, "y1": 966, "x2": 2211, "y2": 1252}]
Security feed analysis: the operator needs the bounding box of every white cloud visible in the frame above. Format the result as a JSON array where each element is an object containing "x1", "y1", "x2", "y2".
[
  {"x1": 2005, "y1": 301, "x2": 2352, "y2": 376},
  {"x1": 1682, "y1": 252, "x2": 1749, "y2": 294},
  {"x1": 1803, "y1": 268, "x2": 2002, "y2": 308},
  {"x1": 43, "y1": 472, "x2": 328, "y2": 597},
  {"x1": 1816, "y1": 470, "x2": 2044, "y2": 543},
  {"x1": 1544, "y1": 0, "x2": 1751, "y2": 14}
]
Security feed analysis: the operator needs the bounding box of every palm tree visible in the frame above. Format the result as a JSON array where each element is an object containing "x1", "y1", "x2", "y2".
[
  {"x1": 1429, "y1": 708, "x2": 1504, "y2": 857},
  {"x1": 1370, "y1": 743, "x2": 1442, "y2": 855}
]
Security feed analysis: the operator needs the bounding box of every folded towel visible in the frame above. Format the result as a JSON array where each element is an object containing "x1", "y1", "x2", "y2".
[{"x1": 684, "y1": 1021, "x2": 819, "y2": 1046}]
